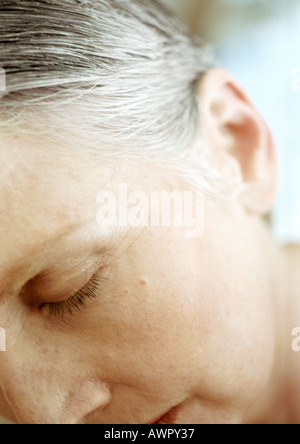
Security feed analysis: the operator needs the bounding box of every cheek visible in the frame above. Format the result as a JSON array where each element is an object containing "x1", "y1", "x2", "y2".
[
  {"x1": 90, "y1": 234, "x2": 218, "y2": 402},
  {"x1": 196, "y1": 276, "x2": 275, "y2": 404},
  {"x1": 110, "y1": 225, "x2": 276, "y2": 410},
  {"x1": 87, "y1": 250, "x2": 215, "y2": 401},
  {"x1": 189, "y1": 233, "x2": 276, "y2": 407}
]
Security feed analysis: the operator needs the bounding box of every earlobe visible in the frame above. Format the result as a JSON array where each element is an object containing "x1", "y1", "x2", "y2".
[{"x1": 198, "y1": 68, "x2": 278, "y2": 215}]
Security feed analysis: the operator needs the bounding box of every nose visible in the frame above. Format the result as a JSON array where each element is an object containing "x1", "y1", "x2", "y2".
[
  {"x1": 1, "y1": 378, "x2": 112, "y2": 424},
  {"x1": 64, "y1": 380, "x2": 112, "y2": 424}
]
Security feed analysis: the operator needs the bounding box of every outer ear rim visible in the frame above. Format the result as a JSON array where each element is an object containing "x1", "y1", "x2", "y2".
[{"x1": 198, "y1": 67, "x2": 279, "y2": 216}]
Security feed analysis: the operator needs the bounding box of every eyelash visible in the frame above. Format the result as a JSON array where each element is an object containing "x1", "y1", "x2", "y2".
[{"x1": 44, "y1": 270, "x2": 108, "y2": 318}]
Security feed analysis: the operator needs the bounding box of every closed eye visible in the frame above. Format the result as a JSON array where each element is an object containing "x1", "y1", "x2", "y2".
[{"x1": 41, "y1": 269, "x2": 108, "y2": 317}]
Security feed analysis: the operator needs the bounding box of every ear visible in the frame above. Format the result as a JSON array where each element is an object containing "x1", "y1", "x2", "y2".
[{"x1": 198, "y1": 68, "x2": 278, "y2": 215}]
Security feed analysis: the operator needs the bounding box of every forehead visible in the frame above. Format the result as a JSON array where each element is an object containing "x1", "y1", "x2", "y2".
[
  {"x1": 0, "y1": 133, "x2": 113, "y2": 281},
  {"x1": 0, "y1": 130, "x2": 186, "y2": 289}
]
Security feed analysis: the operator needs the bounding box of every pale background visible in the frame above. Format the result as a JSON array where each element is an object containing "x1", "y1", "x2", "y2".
[{"x1": 1, "y1": 0, "x2": 299, "y2": 425}]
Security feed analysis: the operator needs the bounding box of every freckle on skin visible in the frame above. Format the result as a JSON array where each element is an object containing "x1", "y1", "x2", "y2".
[{"x1": 140, "y1": 280, "x2": 146, "y2": 287}]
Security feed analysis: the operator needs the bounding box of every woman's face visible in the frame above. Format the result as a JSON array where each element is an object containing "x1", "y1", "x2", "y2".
[{"x1": 0, "y1": 132, "x2": 275, "y2": 424}]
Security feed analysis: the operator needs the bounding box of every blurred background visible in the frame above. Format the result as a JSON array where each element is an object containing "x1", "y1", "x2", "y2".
[
  {"x1": 161, "y1": 0, "x2": 300, "y2": 244},
  {"x1": 1, "y1": 0, "x2": 300, "y2": 425}
]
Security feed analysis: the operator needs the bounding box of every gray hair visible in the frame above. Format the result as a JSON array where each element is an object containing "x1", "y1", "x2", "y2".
[{"x1": 0, "y1": 0, "x2": 233, "y2": 195}]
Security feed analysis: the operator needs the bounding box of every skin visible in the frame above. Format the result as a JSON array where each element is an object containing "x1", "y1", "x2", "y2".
[{"x1": 0, "y1": 69, "x2": 299, "y2": 424}]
